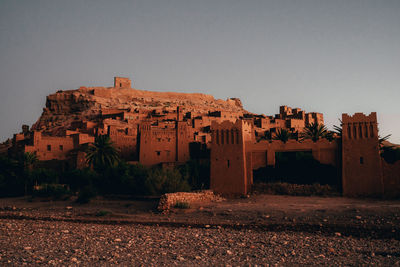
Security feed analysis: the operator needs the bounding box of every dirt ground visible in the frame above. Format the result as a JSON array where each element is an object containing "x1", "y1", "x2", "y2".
[{"x1": 1, "y1": 194, "x2": 400, "y2": 265}]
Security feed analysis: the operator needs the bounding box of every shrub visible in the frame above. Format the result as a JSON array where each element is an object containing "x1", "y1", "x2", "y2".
[
  {"x1": 95, "y1": 210, "x2": 112, "y2": 217},
  {"x1": 174, "y1": 201, "x2": 190, "y2": 209},
  {"x1": 253, "y1": 182, "x2": 338, "y2": 196},
  {"x1": 76, "y1": 186, "x2": 97, "y2": 204},
  {"x1": 145, "y1": 168, "x2": 191, "y2": 195},
  {"x1": 32, "y1": 184, "x2": 71, "y2": 200}
]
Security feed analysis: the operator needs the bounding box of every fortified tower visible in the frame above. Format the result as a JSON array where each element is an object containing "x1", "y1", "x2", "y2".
[
  {"x1": 210, "y1": 120, "x2": 253, "y2": 196},
  {"x1": 114, "y1": 77, "x2": 132, "y2": 88},
  {"x1": 342, "y1": 112, "x2": 383, "y2": 196}
]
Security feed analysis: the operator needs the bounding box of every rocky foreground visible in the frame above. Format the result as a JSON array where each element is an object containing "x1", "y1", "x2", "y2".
[
  {"x1": 1, "y1": 195, "x2": 399, "y2": 266},
  {"x1": 1, "y1": 219, "x2": 399, "y2": 266}
]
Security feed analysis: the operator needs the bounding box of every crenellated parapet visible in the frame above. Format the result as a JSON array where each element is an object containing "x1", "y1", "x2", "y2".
[{"x1": 342, "y1": 112, "x2": 378, "y2": 140}]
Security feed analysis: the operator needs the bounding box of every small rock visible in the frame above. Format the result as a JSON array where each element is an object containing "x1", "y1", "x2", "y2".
[
  {"x1": 226, "y1": 250, "x2": 233, "y2": 255},
  {"x1": 335, "y1": 232, "x2": 341, "y2": 237},
  {"x1": 356, "y1": 216, "x2": 362, "y2": 220},
  {"x1": 24, "y1": 247, "x2": 32, "y2": 250},
  {"x1": 65, "y1": 206, "x2": 73, "y2": 210},
  {"x1": 114, "y1": 238, "x2": 122, "y2": 242},
  {"x1": 205, "y1": 225, "x2": 210, "y2": 228}
]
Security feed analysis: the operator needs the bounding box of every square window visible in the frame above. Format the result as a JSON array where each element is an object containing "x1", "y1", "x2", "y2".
[{"x1": 156, "y1": 151, "x2": 161, "y2": 156}]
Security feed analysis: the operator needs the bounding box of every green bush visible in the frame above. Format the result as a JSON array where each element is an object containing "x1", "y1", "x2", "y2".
[
  {"x1": 145, "y1": 168, "x2": 191, "y2": 195},
  {"x1": 253, "y1": 182, "x2": 338, "y2": 196},
  {"x1": 76, "y1": 186, "x2": 97, "y2": 204},
  {"x1": 32, "y1": 184, "x2": 71, "y2": 200},
  {"x1": 95, "y1": 210, "x2": 112, "y2": 217}
]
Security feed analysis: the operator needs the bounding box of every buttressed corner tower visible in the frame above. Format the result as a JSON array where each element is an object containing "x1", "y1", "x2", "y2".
[
  {"x1": 341, "y1": 112, "x2": 383, "y2": 196},
  {"x1": 210, "y1": 120, "x2": 254, "y2": 196}
]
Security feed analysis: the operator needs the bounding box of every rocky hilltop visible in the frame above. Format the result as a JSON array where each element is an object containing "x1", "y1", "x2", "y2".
[{"x1": 32, "y1": 81, "x2": 247, "y2": 135}]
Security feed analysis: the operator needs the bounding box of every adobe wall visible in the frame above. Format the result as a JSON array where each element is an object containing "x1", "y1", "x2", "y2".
[
  {"x1": 24, "y1": 131, "x2": 94, "y2": 161},
  {"x1": 176, "y1": 121, "x2": 190, "y2": 163},
  {"x1": 139, "y1": 123, "x2": 177, "y2": 166},
  {"x1": 342, "y1": 112, "x2": 384, "y2": 196},
  {"x1": 107, "y1": 125, "x2": 137, "y2": 160},
  {"x1": 382, "y1": 160, "x2": 400, "y2": 198},
  {"x1": 248, "y1": 139, "x2": 339, "y2": 168},
  {"x1": 25, "y1": 132, "x2": 75, "y2": 161},
  {"x1": 210, "y1": 120, "x2": 249, "y2": 196}
]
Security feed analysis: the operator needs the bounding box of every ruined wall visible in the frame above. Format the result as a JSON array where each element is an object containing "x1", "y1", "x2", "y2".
[
  {"x1": 342, "y1": 112, "x2": 383, "y2": 197},
  {"x1": 157, "y1": 190, "x2": 224, "y2": 211},
  {"x1": 210, "y1": 120, "x2": 249, "y2": 196}
]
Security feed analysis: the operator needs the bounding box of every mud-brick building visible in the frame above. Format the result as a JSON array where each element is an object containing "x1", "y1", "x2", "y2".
[
  {"x1": 139, "y1": 120, "x2": 191, "y2": 166},
  {"x1": 210, "y1": 112, "x2": 400, "y2": 197}
]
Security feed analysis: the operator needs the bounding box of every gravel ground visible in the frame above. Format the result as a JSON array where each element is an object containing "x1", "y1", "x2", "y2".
[
  {"x1": 1, "y1": 219, "x2": 400, "y2": 266},
  {"x1": 1, "y1": 195, "x2": 400, "y2": 266}
]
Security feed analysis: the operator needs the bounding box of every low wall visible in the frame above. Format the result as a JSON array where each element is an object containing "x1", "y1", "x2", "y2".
[
  {"x1": 157, "y1": 190, "x2": 224, "y2": 211},
  {"x1": 382, "y1": 160, "x2": 400, "y2": 198}
]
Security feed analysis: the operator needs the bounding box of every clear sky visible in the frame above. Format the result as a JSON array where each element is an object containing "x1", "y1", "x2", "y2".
[{"x1": 1, "y1": 0, "x2": 399, "y2": 143}]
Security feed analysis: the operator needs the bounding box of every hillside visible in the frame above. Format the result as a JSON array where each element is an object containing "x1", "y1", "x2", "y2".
[{"x1": 31, "y1": 84, "x2": 247, "y2": 135}]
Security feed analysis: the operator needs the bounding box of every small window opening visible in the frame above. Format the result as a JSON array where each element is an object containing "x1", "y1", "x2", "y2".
[
  {"x1": 59, "y1": 145, "x2": 63, "y2": 151},
  {"x1": 120, "y1": 83, "x2": 122, "y2": 87},
  {"x1": 360, "y1": 157, "x2": 364, "y2": 164},
  {"x1": 156, "y1": 151, "x2": 161, "y2": 156},
  {"x1": 47, "y1": 145, "x2": 51, "y2": 151},
  {"x1": 227, "y1": 160, "x2": 230, "y2": 168}
]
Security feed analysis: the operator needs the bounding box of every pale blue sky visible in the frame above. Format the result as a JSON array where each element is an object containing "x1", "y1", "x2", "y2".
[{"x1": 1, "y1": 0, "x2": 399, "y2": 143}]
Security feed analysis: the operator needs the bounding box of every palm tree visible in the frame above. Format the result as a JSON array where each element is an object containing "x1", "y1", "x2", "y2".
[
  {"x1": 333, "y1": 119, "x2": 342, "y2": 137},
  {"x1": 86, "y1": 135, "x2": 120, "y2": 171},
  {"x1": 273, "y1": 128, "x2": 291, "y2": 143},
  {"x1": 301, "y1": 123, "x2": 329, "y2": 142},
  {"x1": 23, "y1": 152, "x2": 37, "y2": 171},
  {"x1": 22, "y1": 152, "x2": 37, "y2": 195}
]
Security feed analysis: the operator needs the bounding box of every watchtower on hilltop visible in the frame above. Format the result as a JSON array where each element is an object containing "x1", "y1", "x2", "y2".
[{"x1": 114, "y1": 77, "x2": 132, "y2": 88}]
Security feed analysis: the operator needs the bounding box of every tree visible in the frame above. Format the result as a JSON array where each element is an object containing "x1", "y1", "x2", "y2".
[
  {"x1": 86, "y1": 135, "x2": 120, "y2": 171},
  {"x1": 23, "y1": 152, "x2": 37, "y2": 171},
  {"x1": 21, "y1": 152, "x2": 38, "y2": 195},
  {"x1": 301, "y1": 123, "x2": 329, "y2": 142},
  {"x1": 273, "y1": 129, "x2": 291, "y2": 143},
  {"x1": 333, "y1": 119, "x2": 342, "y2": 137}
]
